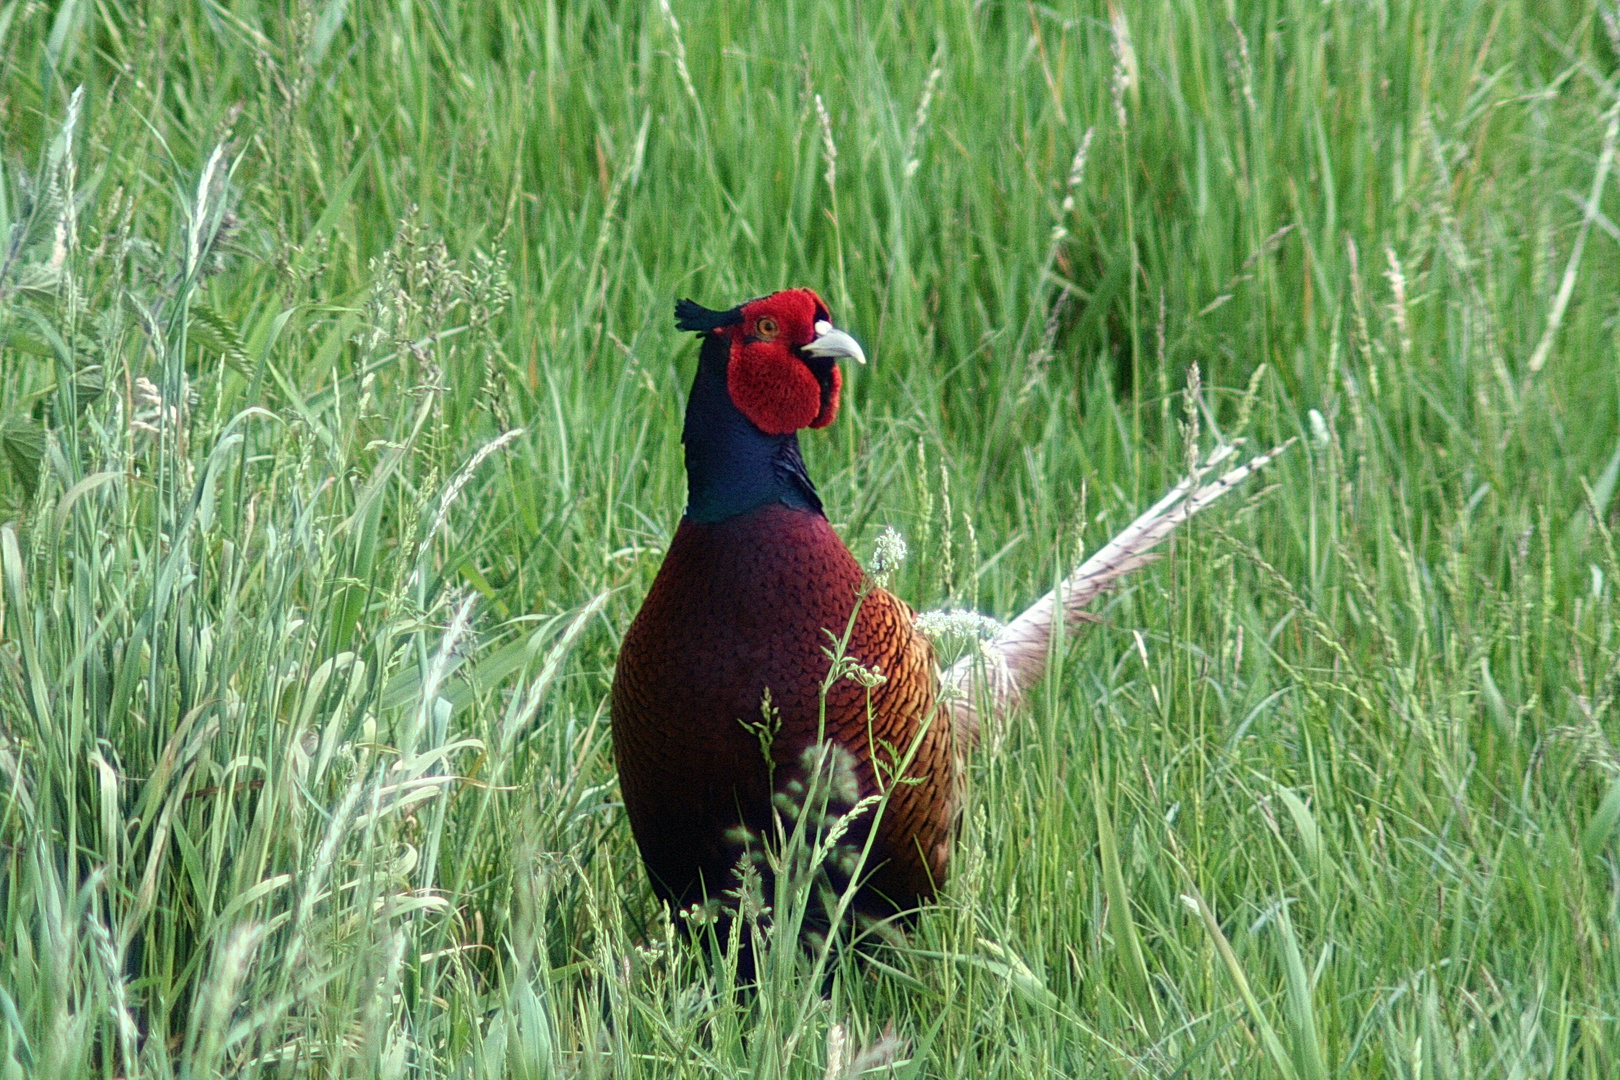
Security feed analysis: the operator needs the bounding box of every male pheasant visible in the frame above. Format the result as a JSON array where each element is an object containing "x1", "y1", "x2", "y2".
[{"x1": 611, "y1": 288, "x2": 1285, "y2": 944}]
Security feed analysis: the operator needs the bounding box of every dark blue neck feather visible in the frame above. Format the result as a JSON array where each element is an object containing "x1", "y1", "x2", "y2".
[{"x1": 682, "y1": 332, "x2": 822, "y2": 524}]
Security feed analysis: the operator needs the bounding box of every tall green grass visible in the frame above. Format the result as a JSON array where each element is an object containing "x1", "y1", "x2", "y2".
[{"x1": 1, "y1": 0, "x2": 1618, "y2": 1075}]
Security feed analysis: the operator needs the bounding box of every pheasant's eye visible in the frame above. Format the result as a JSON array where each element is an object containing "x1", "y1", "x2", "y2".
[{"x1": 756, "y1": 317, "x2": 779, "y2": 339}]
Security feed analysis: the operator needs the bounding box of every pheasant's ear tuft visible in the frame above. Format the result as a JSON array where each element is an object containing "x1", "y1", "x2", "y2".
[{"x1": 675, "y1": 298, "x2": 746, "y2": 333}]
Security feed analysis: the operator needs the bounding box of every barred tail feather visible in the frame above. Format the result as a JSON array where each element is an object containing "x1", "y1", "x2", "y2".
[{"x1": 942, "y1": 439, "x2": 1294, "y2": 745}]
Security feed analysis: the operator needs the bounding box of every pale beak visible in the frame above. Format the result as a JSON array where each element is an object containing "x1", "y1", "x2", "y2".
[{"x1": 802, "y1": 319, "x2": 867, "y2": 365}]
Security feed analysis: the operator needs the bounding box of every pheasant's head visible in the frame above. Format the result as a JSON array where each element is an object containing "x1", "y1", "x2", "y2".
[{"x1": 676, "y1": 288, "x2": 867, "y2": 435}]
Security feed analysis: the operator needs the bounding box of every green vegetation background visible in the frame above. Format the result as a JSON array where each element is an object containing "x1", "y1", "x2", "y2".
[{"x1": 2, "y1": 0, "x2": 1618, "y2": 1075}]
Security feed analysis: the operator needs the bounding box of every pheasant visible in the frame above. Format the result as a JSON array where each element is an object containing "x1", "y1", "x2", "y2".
[{"x1": 611, "y1": 288, "x2": 1286, "y2": 949}]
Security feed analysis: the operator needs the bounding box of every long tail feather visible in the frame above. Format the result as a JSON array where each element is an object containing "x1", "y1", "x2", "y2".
[{"x1": 942, "y1": 438, "x2": 1295, "y2": 745}]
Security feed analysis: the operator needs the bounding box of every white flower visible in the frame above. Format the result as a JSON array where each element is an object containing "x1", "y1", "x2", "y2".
[
  {"x1": 1308, "y1": 408, "x2": 1332, "y2": 446},
  {"x1": 866, "y1": 526, "x2": 908, "y2": 588},
  {"x1": 915, "y1": 608, "x2": 1004, "y2": 643}
]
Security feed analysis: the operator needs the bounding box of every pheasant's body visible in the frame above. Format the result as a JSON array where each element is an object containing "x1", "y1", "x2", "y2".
[
  {"x1": 611, "y1": 288, "x2": 1287, "y2": 952},
  {"x1": 612, "y1": 502, "x2": 953, "y2": 915}
]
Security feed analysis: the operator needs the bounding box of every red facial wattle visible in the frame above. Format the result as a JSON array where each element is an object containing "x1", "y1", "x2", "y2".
[
  {"x1": 809, "y1": 364, "x2": 841, "y2": 429},
  {"x1": 728, "y1": 340, "x2": 827, "y2": 435},
  {"x1": 718, "y1": 288, "x2": 858, "y2": 436}
]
